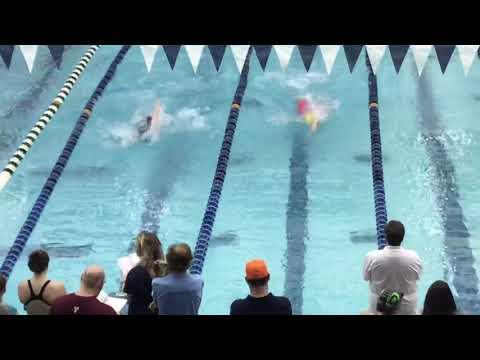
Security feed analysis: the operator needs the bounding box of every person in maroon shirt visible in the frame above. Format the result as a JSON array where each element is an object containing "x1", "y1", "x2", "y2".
[{"x1": 51, "y1": 265, "x2": 116, "y2": 315}]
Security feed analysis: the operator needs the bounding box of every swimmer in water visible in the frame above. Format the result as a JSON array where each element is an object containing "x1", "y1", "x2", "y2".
[
  {"x1": 136, "y1": 100, "x2": 163, "y2": 142},
  {"x1": 297, "y1": 98, "x2": 321, "y2": 133}
]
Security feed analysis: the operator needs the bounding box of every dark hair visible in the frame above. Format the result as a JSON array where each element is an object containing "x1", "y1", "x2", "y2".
[
  {"x1": 0, "y1": 275, "x2": 6, "y2": 294},
  {"x1": 246, "y1": 275, "x2": 270, "y2": 288},
  {"x1": 385, "y1": 220, "x2": 405, "y2": 246},
  {"x1": 28, "y1": 250, "x2": 49, "y2": 274},
  {"x1": 166, "y1": 243, "x2": 193, "y2": 273},
  {"x1": 422, "y1": 280, "x2": 457, "y2": 315}
]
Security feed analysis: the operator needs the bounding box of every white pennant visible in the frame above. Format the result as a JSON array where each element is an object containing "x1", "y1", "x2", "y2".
[
  {"x1": 319, "y1": 45, "x2": 340, "y2": 74},
  {"x1": 273, "y1": 45, "x2": 295, "y2": 71},
  {"x1": 366, "y1": 45, "x2": 387, "y2": 74},
  {"x1": 230, "y1": 45, "x2": 250, "y2": 72},
  {"x1": 184, "y1": 45, "x2": 205, "y2": 73},
  {"x1": 139, "y1": 45, "x2": 159, "y2": 72},
  {"x1": 410, "y1": 45, "x2": 432, "y2": 75},
  {"x1": 457, "y1": 45, "x2": 479, "y2": 76},
  {"x1": 18, "y1": 45, "x2": 39, "y2": 73}
]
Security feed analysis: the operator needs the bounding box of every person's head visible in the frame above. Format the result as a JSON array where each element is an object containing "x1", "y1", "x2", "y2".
[
  {"x1": 0, "y1": 275, "x2": 6, "y2": 301},
  {"x1": 422, "y1": 280, "x2": 457, "y2": 315},
  {"x1": 80, "y1": 265, "x2": 106, "y2": 296},
  {"x1": 135, "y1": 231, "x2": 164, "y2": 262},
  {"x1": 385, "y1": 220, "x2": 405, "y2": 247},
  {"x1": 166, "y1": 243, "x2": 193, "y2": 273},
  {"x1": 376, "y1": 289, "x2": 404, "y2": 315},
  {"x1": 28, "y1": 249, "x2": 49, "y2": 275},
  {"x1": 245, "y1": 259, "x2": 270, "y2": 291}
]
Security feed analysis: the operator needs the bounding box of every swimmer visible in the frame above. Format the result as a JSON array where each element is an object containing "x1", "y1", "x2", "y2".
[
  {"x1": 136, "y1": 100, "x2": 164, "y2": 142},
  {"x1": 297, "y1": 98, "x2": 321, "y2": 133}
]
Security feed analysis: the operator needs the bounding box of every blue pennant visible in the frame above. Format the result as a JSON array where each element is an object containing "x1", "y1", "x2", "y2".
[{"x1": 163, "y1": 45, "x2": 182, "y2": 69}]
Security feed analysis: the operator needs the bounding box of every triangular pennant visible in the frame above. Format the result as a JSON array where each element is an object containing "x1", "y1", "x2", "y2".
[
  {"x1": 140, "y1": 45, "x2": 159, "y2": 72},
  {"x1": 0, "y1": 45, "x2": 14, "y2": 68},
  {"x1": 297, "y1": 45, "x2": 317, "y2": 71},
  {"x1": 18, "y1": 45, "x2": 39, "y2": 73},
  {"x1": 410, "y1": 45, "x2": 432, "y2": 75},
  {"x1": 253, "y1": 45, "x2": 272, "y2": 71},
  {"x1": 319, "y1": 45, "x2": 340, "y2": 74},
  {"x1": 230, "y1": 45, "x2": 250, "y2": 72},
  {"x1": 343, "y1": 45, "x2": 363, "y2": 72},
  {"x1": 388, "y1": 45, "x2": 409, "y2": 73},
  {"x1": 162, "y1": 45, "x2": 182, "y2": 70},
  {"x1": 365, "y1": 45, "x2": 387, "y2": 75},
  {"x1": 208, "y1": 45, "x2": 227, "y2": 71},
  {"x1": 457, "y1": 45, "x2": 479, "y2": 75},
  {"x1": 184, "y1": 45, "x2": 205, "y2": 73},
  {"x1": 365, "y1": 45, "x2": 387, "y2": 74},
  {"x1": 47, "y1": 45, "x2": 64, "y2": 69},
  {"x1": 434, "y1": 45, "x2": 456, "y2": 73},
  {"x1": 273, "y1": 45, "x2": 295, "y2": 71}
]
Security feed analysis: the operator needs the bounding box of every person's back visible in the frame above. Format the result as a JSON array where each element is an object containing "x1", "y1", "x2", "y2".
[
  {"x1": 18, "y1": 250, "x2": 66, "y2": 315},
  {"x1": 363, "y1": 220, "x2": 422, "y2": 315},
  {"x1": 230, "y1": 259, "x2": 292, "y2": 315},
  {"x1": 152, "y1": 272, "x2": 203, "y2": 315},
  {"x1": 152, "y1": 243, "x2": 203, "y2": 315},
  {"x1": 51, "y1": 265, "x2": 116, "y2": 315},
  {"x1": 231, "y1": 293, "x2": 291, "y2": 315},
  {"x1": 52, "y1": 293, "x2": 116, "y2": 315},
  {"x1": 0, "y1": 275, "x2": 17, "y2": 315}
]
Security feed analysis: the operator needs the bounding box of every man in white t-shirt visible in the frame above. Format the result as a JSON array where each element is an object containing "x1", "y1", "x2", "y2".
[{"x1": 363, "y1": 220, "x2": 423, "y2": 315}]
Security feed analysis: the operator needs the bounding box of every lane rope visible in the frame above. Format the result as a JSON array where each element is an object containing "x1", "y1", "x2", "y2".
[
  {"x1": 0, "y1": 45, "x2": 101, "y2": 193},
  {"x1": 0, "y1": 45, "x2": 131, "y2": 278}
]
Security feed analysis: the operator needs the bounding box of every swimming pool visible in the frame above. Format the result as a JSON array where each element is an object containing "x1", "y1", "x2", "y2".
[{"x1": 0, "y1": 45, "x2": 479, "y2": 314}]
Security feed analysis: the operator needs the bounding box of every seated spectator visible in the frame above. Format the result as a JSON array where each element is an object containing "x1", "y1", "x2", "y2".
[
  {"x1": 123, "y1": 232, "x2": 166, "y2": 315},
  {"x1": 0, "y1": 274, "x2": 17, "y2": 315},
  {"x1": 230, "y1": 259, "x2": 292, "y2": 315},
  {"x1": 51, "y1": 265, "x2": 116, "y2": 315},
  {"x1": 17, "y1": 250, "x2": 66, "y2": 315},
  {"x1": 363, "y1": 220, "x2": 422, "y2": 315},
  {"x1": 422, "y1": 280, "x2": 458, "y2": 315},
  {"x1": 152, "y1": 243, "x2": 203, "y2": 315}
]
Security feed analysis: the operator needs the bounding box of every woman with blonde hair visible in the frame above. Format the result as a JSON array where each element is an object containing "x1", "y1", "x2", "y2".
[{"x1": 123, "y1": 232, "x2": 167, "y2": 315}]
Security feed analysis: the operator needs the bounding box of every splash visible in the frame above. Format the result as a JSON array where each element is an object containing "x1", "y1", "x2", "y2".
[{"x1": 269, "y1": 93, "x2": 340, "y2": 126}]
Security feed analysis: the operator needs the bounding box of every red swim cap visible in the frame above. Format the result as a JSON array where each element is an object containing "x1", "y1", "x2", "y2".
[{"x1": 297, "y1": 98, "x2": 311, "y2": 116}]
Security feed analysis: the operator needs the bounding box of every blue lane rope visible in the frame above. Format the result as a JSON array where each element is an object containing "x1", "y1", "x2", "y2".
[
  {"x1": 0, "y1": 45, "x2": 131, "y2": 278},
  {"x1": 366, "y1": 52, "x2": 388, "y2": 250},
  {"x1": 190, "y1": 46, "x2": 253, "y2": 275}
]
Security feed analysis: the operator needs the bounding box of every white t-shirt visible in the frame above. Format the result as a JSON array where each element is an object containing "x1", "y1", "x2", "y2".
[{"x1": 363, "y1": 246, "x2": 422, "y2": 315}]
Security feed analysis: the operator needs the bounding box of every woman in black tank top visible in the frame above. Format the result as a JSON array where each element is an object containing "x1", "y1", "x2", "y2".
[{"x1": 18, "y1": 250, "x2": 66, "y2": 315}]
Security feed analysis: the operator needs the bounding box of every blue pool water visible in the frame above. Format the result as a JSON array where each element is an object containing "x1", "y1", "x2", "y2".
[{"x1": 0, "y1": 45, "x2": 479, "y2": 314}]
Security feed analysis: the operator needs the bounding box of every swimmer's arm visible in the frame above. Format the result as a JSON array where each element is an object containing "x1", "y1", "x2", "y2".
[{"x1": 151, "y1": 100, "x2": 162, "y2": 124}]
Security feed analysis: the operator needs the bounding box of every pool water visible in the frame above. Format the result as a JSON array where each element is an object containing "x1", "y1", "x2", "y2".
[{"x1": 0, "y1": 45, "x2": 479, "y2": 314}]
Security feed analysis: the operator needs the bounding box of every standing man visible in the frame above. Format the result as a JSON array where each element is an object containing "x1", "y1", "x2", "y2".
[{"x1": 363, "y1": 220, "x2": 423, "y2": 315}]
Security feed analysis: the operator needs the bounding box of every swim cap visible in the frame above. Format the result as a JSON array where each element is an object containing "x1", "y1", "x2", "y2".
[{"x1": 297, "y1": 99, "x2": 311, "y2": 116}]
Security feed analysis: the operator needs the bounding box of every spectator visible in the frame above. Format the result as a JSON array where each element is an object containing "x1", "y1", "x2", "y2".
[
  {"x1": 17, "y1": 250, "x2": 66, "y2": 315},
  {"x1": 152, "y1": 243, "x2": 203, "y2": 315},
  {"x1": 51, "y1": 265, "x2": 116, "y2": 315},
  {"x1": 422, "y1": 280, "x2": 458, "y2": 315},
  {"x1": 123, "y1": 232, "x2": 166, "y2": 315},
  {"x1": 230, "y1": 259, "x2": 292, "y2": 315},
  {"x1": 363, "y1": 220, "x2": 422, "y2": 315},
  {"x1": 0, "y1": 274, "x2": 17, "y2": 315}
]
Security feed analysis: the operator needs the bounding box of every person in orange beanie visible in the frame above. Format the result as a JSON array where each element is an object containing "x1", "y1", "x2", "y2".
[{"x1": 230, "y1": 259, "x2": 292, "y2": 315}]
